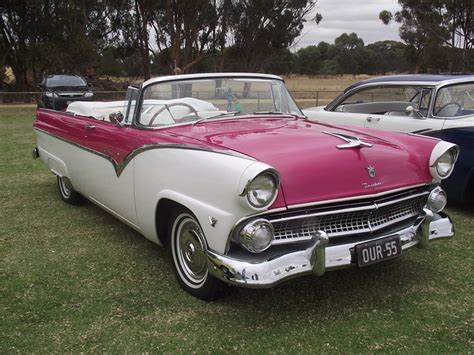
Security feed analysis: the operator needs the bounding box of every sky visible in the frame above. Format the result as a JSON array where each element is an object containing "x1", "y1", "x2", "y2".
[{"x1": 293, "y1": 0, "x2": 402, "y2": 49}]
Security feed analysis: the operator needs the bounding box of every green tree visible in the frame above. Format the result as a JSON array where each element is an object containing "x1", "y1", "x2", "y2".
[
  {"x1": 228, "y1": 0, "x2": 317, "y2": 71},
  {"x1": 380, "y1": 0, "x2": 473, "y2": 72},
  {"x1": 334, "y1": 32, "x2": 364, "y2": 75},
  {"x1": 297, "y1": 46, "x2": 321, "y2": 75},
  {"x1": 0, "y1": 0, "x2": 127, "y2": 89}
]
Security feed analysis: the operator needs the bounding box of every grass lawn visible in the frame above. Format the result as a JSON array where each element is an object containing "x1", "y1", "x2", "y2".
[{"x1": 1, "y1": 107, "x2": 473, "y2": 353}]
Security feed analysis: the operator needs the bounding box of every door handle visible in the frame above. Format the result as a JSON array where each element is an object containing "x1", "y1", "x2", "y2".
[
  {"x1": 84, "y1": 124, "x2": 96, "y2": 129},
  {"x1": 367, "y1": 116, "x2": 380, "y2": 123}
]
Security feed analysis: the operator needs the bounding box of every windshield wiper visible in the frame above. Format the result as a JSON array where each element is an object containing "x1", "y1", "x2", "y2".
[
  {"x1": 253, "y1": 111, "x2": 304, "y2": 119},
  {"x1": 192, "y1": 111, "x2": 240, "y2": 126},
  {"x1": 253, "y1": 111, "x2": 284, "y2": 115}
]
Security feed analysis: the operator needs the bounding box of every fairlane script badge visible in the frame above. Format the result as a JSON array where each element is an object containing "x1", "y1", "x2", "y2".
[{"x1": 362, "y1": 182, "x2": 382, "y2": 189}]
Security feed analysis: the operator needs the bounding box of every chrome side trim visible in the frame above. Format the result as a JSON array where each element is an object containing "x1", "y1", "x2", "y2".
[
  {"x1": 34, "y1": 127, "x2": 255, "y2": 178},
  {"x1": 34, "y1": 127, "x2": 119, "y2": 171},
  {"x1": 286, "y1": 183, "x2": 429, "y2": 210},
  {"x1": 88, "y1": 196, "x2": 142, "y2": 232}
]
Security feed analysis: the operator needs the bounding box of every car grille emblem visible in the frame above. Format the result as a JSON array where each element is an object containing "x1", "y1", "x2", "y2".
[{"x1": 367, "y1": 165, "x2": 376, "y2": 178}]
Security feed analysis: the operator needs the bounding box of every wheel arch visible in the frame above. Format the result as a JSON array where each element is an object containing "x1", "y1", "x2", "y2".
[
  {"x1": 151, "y1": 190, "x2": 237, "y2": 254},
  {"x1": 155, "y1": 198, "x2": 189, "y2": 247}
]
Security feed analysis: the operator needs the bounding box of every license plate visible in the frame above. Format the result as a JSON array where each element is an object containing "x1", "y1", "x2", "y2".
[{"x1": 355, "y1": 235, "x2": 401, "y2": 267}]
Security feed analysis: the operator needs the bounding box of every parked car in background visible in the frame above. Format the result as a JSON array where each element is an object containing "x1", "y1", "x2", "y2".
[
  {"x1": 38, "y1": 74, "x2": 94, "y2": 110},
  {"x1": 33, "y1": 73, "x2": 458, "y2": 300},
  {"x1": 304, "y1": 74, "x2": 474, "y2": 204}
]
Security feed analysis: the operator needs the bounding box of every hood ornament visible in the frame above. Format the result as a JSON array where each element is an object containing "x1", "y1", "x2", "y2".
[{"x1": 323, "y1": 131, "x2": 373, "y2": 149}]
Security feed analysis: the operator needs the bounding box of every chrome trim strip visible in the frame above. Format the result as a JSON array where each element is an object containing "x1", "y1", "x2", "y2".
[
  {"x1": 375, "y1": 190, "x2": 429, "y2": 208},
  {"x1": 267, "y1": 204, "x2": 375, "y2": 223},
  {"x1": 34, "y1": 127, "x2": 119, "y2": 171},
  {"x1": 286, "y1": 183, "x2": 429, "y2": 209},
  {"x1": 88, "y1": 196, "x2": 142, "y2": 231},
  {"x1": 34, "y1": 127, "x2": 255, "y2": 177}
]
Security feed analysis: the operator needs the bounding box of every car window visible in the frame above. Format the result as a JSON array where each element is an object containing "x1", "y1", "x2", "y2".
[
  {"x1": 137, "y1": 77, "x2": 303, "y2": 127},
  {"x1": 434, "y1": 83, "x2": 474, "y2": 117},
  {"x1": 340, "y1": 86, "x2": 421, "y2": 106},
  {"x1": 46, "y1": 75, "x2": 87, "y2": 87}
]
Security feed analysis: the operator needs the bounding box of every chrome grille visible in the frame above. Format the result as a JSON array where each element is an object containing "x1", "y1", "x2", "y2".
[{"x1": 269, "y1": 192, "x2": 427, "y2": 245}]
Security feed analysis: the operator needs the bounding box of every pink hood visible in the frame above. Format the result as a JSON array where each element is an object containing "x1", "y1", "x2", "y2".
[{"x1": 167, "y1": 116, "x2": 437, "y2": 206}]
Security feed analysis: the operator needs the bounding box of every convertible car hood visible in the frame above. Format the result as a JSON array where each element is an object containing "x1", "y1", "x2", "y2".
[{"x1": 168, "y1": 116, "x2": 435, "y2": 206}]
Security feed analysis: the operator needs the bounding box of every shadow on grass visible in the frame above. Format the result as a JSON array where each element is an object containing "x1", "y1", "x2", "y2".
[{"x1": 71, "y1": 190, "x2": 442, "y2": 318}]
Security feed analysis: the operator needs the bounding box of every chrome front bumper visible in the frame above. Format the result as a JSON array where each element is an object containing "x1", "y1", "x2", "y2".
[{"x1": 206, "y1": 209, "x2": 454, "y2": 288}]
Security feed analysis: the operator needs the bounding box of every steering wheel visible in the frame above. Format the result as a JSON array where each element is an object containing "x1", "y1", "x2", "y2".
[
  {"x1": 435, "y1": 102, "x2": 461, "y2": 117},
  {"x1": 148, "y1": 103, "x2": 199, "y2": 126}
]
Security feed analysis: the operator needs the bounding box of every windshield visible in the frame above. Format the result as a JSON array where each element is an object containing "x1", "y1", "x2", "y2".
[
  {"x1": 46, "y1": 75, "x2": 87, "y2": 87},
  {"x1": 137, "y1": 77, "x2": 303, "y2": 127},
  {"x1": 434, "y1": 82, "x2": 474, "y2": 117}
]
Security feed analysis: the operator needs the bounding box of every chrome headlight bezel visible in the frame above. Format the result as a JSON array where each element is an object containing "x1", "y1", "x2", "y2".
[
  {"x1": 429, "y1": 142, "x2": 459, "y2": 181},
  {"x1": 241, "y1": 169, "x2": 280, "y2": 210}
]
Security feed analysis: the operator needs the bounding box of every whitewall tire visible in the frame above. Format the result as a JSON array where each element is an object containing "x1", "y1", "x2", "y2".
[
  {"x1": 57, "y1": 176, "x2": 81, "y2": 205},
  {"x1": 169, "y1": 210, "x2": 221, "y2": 301}
]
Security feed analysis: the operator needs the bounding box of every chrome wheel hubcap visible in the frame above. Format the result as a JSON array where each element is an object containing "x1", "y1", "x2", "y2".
[{"x1": 177, "y1": 217, "x2": 207, "y2": 283}]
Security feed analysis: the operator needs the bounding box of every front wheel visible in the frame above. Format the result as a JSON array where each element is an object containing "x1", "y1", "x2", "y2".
[
  {"x1": 57, "y1": 176, "x2": 81, "y2": 205},
  {"x1": 169, "y1": 210, "x2": 221, "y2": 301}
]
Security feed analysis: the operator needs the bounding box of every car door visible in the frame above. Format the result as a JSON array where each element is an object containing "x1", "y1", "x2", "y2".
[
  {"x1": 363, "y1": 113, "x2": 445, "y2": 133},
  {"x1": 79, "y1": 118, "x2": 140, "y2": 227},
  {"x1": 363, "y1": 87, "x2": 445, "y2": 133}
]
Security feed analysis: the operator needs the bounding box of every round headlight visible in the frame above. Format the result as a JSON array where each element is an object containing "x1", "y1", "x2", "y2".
[
  {"x1": 426, "y1": 186, "x2": 447, "y2": 213},
  {"x1": 246, "y1": 172, "x2": 278, "y2": 208},
  {"x1": 429, "y1": 143, "x2": 459, "y2": 181},
  {"x1": 239, "y1": 219, "x2": 274, "y2": 253},
  {"x1": 435, "y1": 148, "x2": 457, "y2": 178}
]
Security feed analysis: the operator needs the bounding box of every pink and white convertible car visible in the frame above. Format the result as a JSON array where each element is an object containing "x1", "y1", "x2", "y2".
[{"x1": 33, "y1": 73, "x2": 458, "y2": 300}]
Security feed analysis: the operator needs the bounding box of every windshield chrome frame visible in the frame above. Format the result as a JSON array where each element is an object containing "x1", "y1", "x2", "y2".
[{"x1": 131, "y1": 74, "x2": 303, "y2": 130}]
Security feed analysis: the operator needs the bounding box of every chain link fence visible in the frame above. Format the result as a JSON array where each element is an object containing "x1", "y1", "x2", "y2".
[{"x1": 0, "y1": 90, "x2": 341, "y2": 108}]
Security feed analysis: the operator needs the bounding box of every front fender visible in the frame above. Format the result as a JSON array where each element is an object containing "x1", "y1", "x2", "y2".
[
  {"x1": 155, "y1": 189, "x2": 235, "y2": 253},
  {"x1": 133, "y1": 148, "x2": 276, "y2": 254}
]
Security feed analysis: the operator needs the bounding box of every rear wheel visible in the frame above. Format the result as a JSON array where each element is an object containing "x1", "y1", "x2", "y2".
[
  {"x1": 57, "y1": 176, "x2": 81, "y2": 205},
  {"x1": 169, "y1": 209, "x2": 221, "y2": 301}
]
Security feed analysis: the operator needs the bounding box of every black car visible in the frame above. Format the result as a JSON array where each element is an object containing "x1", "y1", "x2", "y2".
[{"x1": 38, "y1": 74, "x2": 94, "y2": 110}]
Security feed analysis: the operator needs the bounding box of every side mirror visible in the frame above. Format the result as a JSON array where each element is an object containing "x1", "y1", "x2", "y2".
[
  {"x1": 405, "y1": 105, "x2": 425, "y2": 119},
  {"x1": 109, "y1": 111, "x2": 124, "y2": 126}
]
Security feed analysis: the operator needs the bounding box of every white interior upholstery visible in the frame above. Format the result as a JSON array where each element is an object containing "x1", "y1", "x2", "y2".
[
  {"x1": 67, "y1": 101, "x2": 126, "y2": 121},
  {"x1": 67, "y1": 97, "x2": 220, "y2": 125}
]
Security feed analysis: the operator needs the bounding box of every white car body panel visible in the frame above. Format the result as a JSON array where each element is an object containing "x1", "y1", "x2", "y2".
[
  {"x1": 36, "y1": 129, "x2": 276, "y2": 254},
  {"x1": 304, "y1": 109, "x2": 445, "y2": 133}
]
